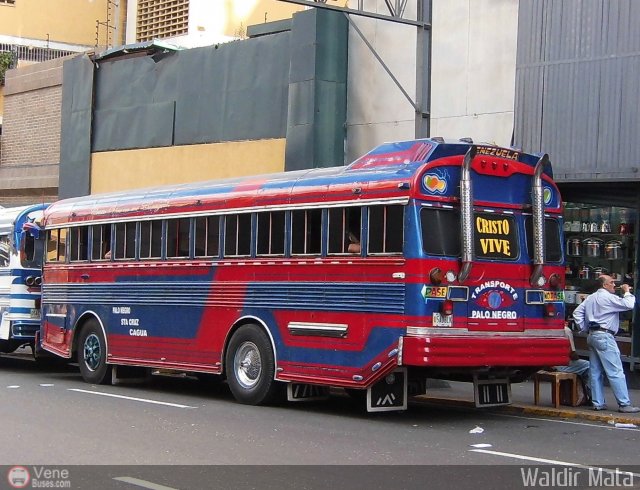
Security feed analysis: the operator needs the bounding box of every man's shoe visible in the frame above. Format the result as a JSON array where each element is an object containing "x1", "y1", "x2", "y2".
[
  {"x1": 618, "y1": 405, "x2": 640, "y2": 413},
  {"x1": 593, "y1": 406, "x2": 607, "y2": 411}
]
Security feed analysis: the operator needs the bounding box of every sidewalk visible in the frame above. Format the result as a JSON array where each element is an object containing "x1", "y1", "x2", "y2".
[{"x1": 418, "y1": 379, "x2": 640, "y2": 426}]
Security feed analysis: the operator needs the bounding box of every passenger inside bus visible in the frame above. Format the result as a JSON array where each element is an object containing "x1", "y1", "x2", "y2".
[{"x1": 347, "y1": 231, "x2": 361, "y2": 253}]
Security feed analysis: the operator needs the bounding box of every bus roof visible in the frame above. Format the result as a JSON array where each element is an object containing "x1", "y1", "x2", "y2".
[
  {"x1": 0, "y1": 204, "x2": 48, "y2": 235},
  {"x1": 44, "y1": 139, "x2": 552, "y2": 226}
]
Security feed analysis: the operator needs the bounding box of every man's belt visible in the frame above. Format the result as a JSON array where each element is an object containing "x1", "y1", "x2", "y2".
[{"x1": 589, "y1": 326, "x2": 614, "y2": 335}]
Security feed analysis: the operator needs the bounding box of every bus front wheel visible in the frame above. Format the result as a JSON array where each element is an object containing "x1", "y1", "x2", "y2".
[
  {"x1": 77, "y1": 320, "x2": 112, "y2": 385},
  {"x1": 225, "y1": 324, "x2": 281, "y2": 405}
]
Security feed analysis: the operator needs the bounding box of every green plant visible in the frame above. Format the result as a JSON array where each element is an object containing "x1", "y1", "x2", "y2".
[{"x1": 0, "y1": 51, "x2": 14, "y2": 85}]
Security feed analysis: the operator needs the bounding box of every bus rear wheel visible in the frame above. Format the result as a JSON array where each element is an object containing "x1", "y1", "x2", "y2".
[
  {"x1": 77, "y1": 320, "x2": 112, "y2": 385},
  {"x1": 225, "y1": 324, "x2": 280, "y2": 405}
]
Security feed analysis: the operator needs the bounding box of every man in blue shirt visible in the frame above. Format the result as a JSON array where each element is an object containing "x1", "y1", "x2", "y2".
[{"x1": 573, "y1": 275, "x2": 640, "y2": 412}]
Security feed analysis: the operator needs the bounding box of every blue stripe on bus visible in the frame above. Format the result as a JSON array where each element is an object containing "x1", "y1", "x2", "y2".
[
  {"x1": 43, "y1": 282, "x2": 405, "y2": 314},
  {"x1": 241, "y1": 308, "x2": 400, "y2": 367},
  {"x1": 7, "y1": 307, "x2": 36, "y2": 314},
  {"x1": 9, "y1": 294, "x2": 39, "y2": 301}
]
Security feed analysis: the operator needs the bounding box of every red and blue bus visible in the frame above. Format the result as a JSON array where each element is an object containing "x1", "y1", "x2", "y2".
[
  {"x1": 39, "y1": 139, "x2": 569, "y2": 411},
  {"x1": 0, "y1": 204, "x2": 47, "y2": 355}
]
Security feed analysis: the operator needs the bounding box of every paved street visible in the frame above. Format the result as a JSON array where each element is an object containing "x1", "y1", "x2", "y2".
[{"x1": 1, "y1": 353, "x2": 640, "y2": 489}]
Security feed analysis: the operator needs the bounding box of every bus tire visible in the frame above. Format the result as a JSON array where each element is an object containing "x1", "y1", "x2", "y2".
[
  {"x1": 77, "y1": 320, "x2": 112, "y2": 385},
  {"x1": 225, "y1": 324, "x2": 280, "y2": 405}
]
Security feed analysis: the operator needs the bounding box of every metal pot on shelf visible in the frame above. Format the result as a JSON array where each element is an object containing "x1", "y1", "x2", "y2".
[
  {"x1": 579, "y1": 264, "x2": 593, "y2": 279},
  {"x1": 583, "y1": 237, "x2": 603, "y2": 257},
  {"x1": 604, "y1": 240, "x2": 623, "y2": 260},
  {"x1": 567, "y1": 238, "x2": 582, "y2": 256}
]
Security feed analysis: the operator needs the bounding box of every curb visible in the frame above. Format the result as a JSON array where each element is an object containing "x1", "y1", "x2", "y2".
[{"x1": 414, "y1": 396, "x2": 640, "y2": 426}]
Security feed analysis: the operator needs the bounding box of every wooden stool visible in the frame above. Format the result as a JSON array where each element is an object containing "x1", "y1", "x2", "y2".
[{"x1": 533, "y1": 371, "x2": 579, "y2": 408}]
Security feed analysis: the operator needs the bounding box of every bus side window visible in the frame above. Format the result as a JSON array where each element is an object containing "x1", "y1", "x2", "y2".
[
  {"x1": 46, "y1": 230, "x2": 57, "y2": 262},
  {"x1": 140, "y1": 220, "x2": 163, "y2": 259},
  {"x1": 368, "y1": 205, "x2": 404, "y2": 254},
  {"x1": 46, "y1": 228, "x2": 67, "y2": 262},
  {"x1": 166, "y1": 218, "x2": 191, "y2": 259},
  {"x1": 257, "y1": 211, "x2": 285, "y2": 256},
  {"x1": 0, "y1": 235, "x2": 10, "y2": 267},
  {"x1": 224, "y1": 214, "x2": 251, "y2": 257},
  {"x1": 114, "y1": 222, "x2": 136, "y2": 260},
  {"x1": 69, "y1": 226, "x2": 89, "y2": 261},
  {"x1": 194, "y1": 216, "x2": 220, "y2": 258},
  {"x1": 328, "y1": 207, "x2": 361, "y2": 254},
  {"x1": 291, "y1": 209, "x2": 322, "y2": 255},
  {"x1": 91, "y1": 224, "x2": 112, "y2": 260}
]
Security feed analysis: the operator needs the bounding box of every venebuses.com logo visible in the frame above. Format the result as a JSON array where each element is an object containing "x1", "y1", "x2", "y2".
[
  {"x1": 7, "y1": 466, "x2": 71, "y2": 488},
  {"x1": 7, "y1": 466, "x2": 30, "y2": 488}
]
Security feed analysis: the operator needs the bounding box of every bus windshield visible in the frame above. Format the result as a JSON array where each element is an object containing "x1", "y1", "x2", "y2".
[
  {"x1": 420, "y1": 207, "x2": 562, "y2": 263},
  {"x1": 420, "y1": 207, "x2": 460, "y2": 256}
]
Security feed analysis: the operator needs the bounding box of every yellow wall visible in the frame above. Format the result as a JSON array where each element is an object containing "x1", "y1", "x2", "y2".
[
  {"x1": 223, "y1": 0, "x2": 300, "y2": 36},
  {"x1": 229, "y1": 0, "x2": 348, "y2": 37},
  {"x1": 0, "y1": 0, "x2": 122, "y2": 47},
  {"x1": 91, "y1": 139, "x2": 287, "y2": 193}
]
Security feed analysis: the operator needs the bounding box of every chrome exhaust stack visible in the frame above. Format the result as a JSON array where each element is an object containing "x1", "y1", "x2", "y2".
[
  {"x1": 458, "y1": 146, "x2": 476, "y2": 283},
  {"x1": 529, "y1": 154, "x2": 549, "y2": 287}
]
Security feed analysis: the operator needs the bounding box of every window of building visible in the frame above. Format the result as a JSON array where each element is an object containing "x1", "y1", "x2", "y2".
[
  {"x1": 114, "y1": 222, "x2": 137, "y2": 260},
  {"x1": 256, "y1": 211, "x2": 286, "y2": 256},
  {"x1": 69, "y1": 227, "x2": 89, "y2": 262},
  {"x1": 291, "y1": 209, "x2": 322, "y2": 255},
  {"x1": 0, "y1": 1, "x2": 16, "y2": 6},
  {"x1": 46, "y1": 228, "x2": 67, "y2": 263},
  {"x1": 224, "y1": 214, "x2": 251, "y2": 257},
  {"x1": 194, "y1": 216, "x2": 220, "y2": 258},
  {"x1": 368, "y1": 205, "x2": 404, "y2": 254},
  {"x1": 91, "y1": 224, "x2": 112, "y2": 261},
  {"x1": 140, "y1": 220, "x2": 163, "y2": 259},
  {"x1": 327, "y1": 207, "x2": 361, "y2": 255},
  {"x1": 136, "y1": 0, "x2": 189, "y2": 43},
  {"x1": 166, "y1": 218, "x2": 190, "y2": 258}
]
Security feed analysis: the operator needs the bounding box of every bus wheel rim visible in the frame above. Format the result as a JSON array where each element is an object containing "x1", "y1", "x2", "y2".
[
  {"x1": 83, "y1": 333, "x2": 101, "y2": 371},
  {"x1": 234, "y1": 341, "x2": 261, "y2": 389}
]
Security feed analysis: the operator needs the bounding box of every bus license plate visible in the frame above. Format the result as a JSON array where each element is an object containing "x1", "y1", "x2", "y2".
[
  {"x1": 30, "y1": 309, "x2": 40, "y2": 319},
  {"x1": 432, "y1": 312, "x2": 452, "y2": 327}
]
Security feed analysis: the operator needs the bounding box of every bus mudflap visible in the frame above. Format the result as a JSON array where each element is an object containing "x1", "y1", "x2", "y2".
[
  {"x1": 473, "y1": 374, "x2": 511, "y2": 407},
  {"x1": 367, "y1": 367, "x2": 408, "y2": 412},
  {"x1": 287, "y1": 383, "x2": 330, "y2": 402}
]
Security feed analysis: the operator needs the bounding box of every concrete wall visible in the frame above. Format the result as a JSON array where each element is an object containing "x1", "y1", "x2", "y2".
[{"x1": 345, "y1": 0, "x2": 519, "y2": 163}]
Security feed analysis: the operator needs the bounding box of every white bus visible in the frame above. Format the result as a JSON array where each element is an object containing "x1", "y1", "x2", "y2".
[{"x1": 0, "y1": 204, "x2": 48, "y2": 354}]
